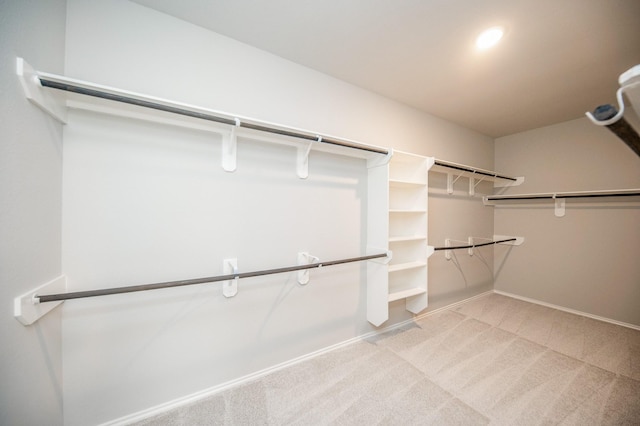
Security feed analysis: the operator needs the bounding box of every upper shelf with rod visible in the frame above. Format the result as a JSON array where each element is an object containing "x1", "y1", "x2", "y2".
[
  {"x1": 484, "y1": 189, "x2": 640, "y2": 217},
  {"x1": 430, "y1": 158, "x2": 524, "y2": 196},
  {"x1": 16, "y1": 58, "x2": 391, "y2": 179}
]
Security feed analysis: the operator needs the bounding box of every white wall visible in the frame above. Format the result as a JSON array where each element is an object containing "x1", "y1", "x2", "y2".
[
  {"x1": 494, "y1": 117, "x2": 640, "y2": 326},
  {"x1": 62, "y1": 1, "x2": 494, "y2": 424},
  {"x1": 0, "y1": 0, "x2": 66, "y2": 425}
]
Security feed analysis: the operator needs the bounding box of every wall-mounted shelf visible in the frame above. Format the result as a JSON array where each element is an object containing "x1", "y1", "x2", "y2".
[
  {"x1": 484, "y1": 189, "x2": 640, "y2": 217},
  {"x1": 388, "y1": 287, "x2": 426, "y2": 303},
  {"x1": 430, "y1": 158, "x2": 524, "y2": 196},
  {"x1": 16, "y1": 57, "x2": 389, "y2": 179},
  {"x1": 389, "y1": 235, "x2": 427, "y2": 243},
  {"x1": 388, "y1": 261, "x2": 427, "y2": 273}
]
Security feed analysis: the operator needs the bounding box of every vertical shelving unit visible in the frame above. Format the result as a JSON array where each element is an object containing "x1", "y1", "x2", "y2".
[
  {"x1": 388, "y1": 152, "x2": 434, "y2": 313},
  {"x1": 366, "y1": 151, "x2": 434, "y2": 326}
]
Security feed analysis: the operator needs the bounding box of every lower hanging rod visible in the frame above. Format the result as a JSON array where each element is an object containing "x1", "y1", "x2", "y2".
[
  {"x1": 433, "y1": 238, "x2": 516, "y2": 251},
  {"x1": 37, "y1": 77, "x2": 389, "y2": 156},
  {"x1": 35, "y1": 253, "x2": 388, "y2": 303}
]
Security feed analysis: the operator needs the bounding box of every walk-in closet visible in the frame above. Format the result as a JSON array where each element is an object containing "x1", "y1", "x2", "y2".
[{"x1": 2, "y1": 1, "x2": 639, "y2": 424}]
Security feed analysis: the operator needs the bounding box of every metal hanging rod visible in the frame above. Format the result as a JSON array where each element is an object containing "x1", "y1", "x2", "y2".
[
  {"x1": 485, "y1": 189, "x2": 640, "y2": 202},
  {"x1": 37, "y1": 77, "x2": 389, "y2": 155},
  {"x1": 433, "y1": 159, "x2": 518, "y2": 181},
  {"x1": 35, "y1": 253, "x2": 388, "y2": 303},
  {"x1": 433, "y1": 238, "x2": 516, "y2": 251}
]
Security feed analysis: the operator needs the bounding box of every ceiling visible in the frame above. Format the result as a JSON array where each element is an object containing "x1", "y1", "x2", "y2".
[{"x1": 132, "y1": 0, "x2": 640, "y2": 137}]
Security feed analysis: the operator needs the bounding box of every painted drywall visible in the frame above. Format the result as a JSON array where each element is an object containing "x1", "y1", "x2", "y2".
[
  {"x1": 494, "y1": 117, "x2": 640, "y2": 326},
  {"x1": 0, "y1": 1, "x2": 66, "y2": 425},
  {"x1": 62, "y1": 1, "x2": 494, "y2": 424}
]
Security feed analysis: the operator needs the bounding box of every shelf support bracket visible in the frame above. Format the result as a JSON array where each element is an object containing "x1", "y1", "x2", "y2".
[
  {"x1": 16, "y1": 57, "x2": 67, "y2": 124},
  {"x1": 444, "y1": 239, "x2": 452, "y2": 260},
  {"x1": 297, "y1": 252, "x2": 320, "y2": 285},
  {"x1": 469, "y1": 174, "x2": 487, "y2": 196},
  {"x1": 447, "y1": 173, "x2": 464, "y2": 194},
  {"x1": 297, "y1": 137, "x2": 316, "y2": 179},
  {"x1": 554, "y1": 195, "x2": 566, "y2": 217},
  {"x1": 14, "y1": 275, "x2": 67, "y2": 325},
  {"x1": 222, "y1": 258, "x2": 238, "y2": 297},
  {"x1": 222, "y1": 121, "x2": 238, "y2": 172}
]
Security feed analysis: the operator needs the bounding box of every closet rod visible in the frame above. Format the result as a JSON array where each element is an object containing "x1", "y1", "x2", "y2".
[
  {"x1": 35, "y1": 253, "x2": 388, "y2": 303},
  {"x1": 37, "y1": 78, "x2": 389, "y2": 156},
  {"x1": 485, "y1": 191, "x2": 640, "y2": 201},
  {"x1": 433, "y1": 160, "x2": 517, "y2": 181},
  {"x1": 433, "y1": 238, "x2": 516, "y2": 251}
]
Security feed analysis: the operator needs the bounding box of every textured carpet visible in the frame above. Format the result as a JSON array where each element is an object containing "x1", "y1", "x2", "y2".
[{"x1": 135, "y1": 293, "x2": 640, "y2": 425}]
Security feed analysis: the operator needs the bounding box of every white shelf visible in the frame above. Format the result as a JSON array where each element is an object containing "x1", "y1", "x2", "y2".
[
  {"x1": 389, "y1": 209, "x2": 426, "y2": 214},
  {"x1": 388, "y1": 261, "x2": 426, "y2": 273},
  {"x1": 389, "y1": 235, "x2": 427, "y2": 243},
  {"x1": 388, "y1": 287, "x2": 426, "y2": 303},
  {"x1": 389, "y1": 179, "x2": 427, "y2": 188}
]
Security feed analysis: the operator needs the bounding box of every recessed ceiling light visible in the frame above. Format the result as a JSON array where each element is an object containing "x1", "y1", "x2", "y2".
[{"x1": 476, "y1": 27, "x2": 504, "y2": 50}]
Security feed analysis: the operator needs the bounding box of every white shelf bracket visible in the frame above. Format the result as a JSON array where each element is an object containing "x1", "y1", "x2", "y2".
[
  {"x1": 554, "y1": 195, "x2": 566, "y2": 217},
  {"x1": 444, "y1": 238, "x2": 471, "y2": 260},
  {"x1": 469, "y1": 174, "x2": 487, "y2": 196},
  {"x1": 297, "y1": 137, "x2": 316, "y2": 179},
  {"x1": 16, "y1": 57, "x2": 67, "y2": 124},
  {"x1": 222, "y1": 258, "x2": 238, "y2": 297},
  {"x1": 447, "y1": 173, "x2": 465, "y2": 194},
  {"x1": 14, "y1": 275, "x2": 67, "y2": 326},
  {"x1": 222, "y1": 121, "x2": 238, "y2": 172},
  {"x1": 297, "y1": 252, "x2": 320, "y2": 285}
]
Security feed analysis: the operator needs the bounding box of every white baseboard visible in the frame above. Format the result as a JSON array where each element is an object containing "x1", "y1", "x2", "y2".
[
  {"x1": 102, "y1": 290, "x2": 494, "y2": 425},
  {"x1": 493, "y1": 289, "x2": 640, "y2": 331},
  {"x1": 101, "y1": 332, "x2": 367, "y2": 425},
  {"x1": 103, "y1": 288, "x2": 637, "y2": 425}
]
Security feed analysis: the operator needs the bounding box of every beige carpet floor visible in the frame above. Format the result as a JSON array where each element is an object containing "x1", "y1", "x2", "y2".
[{"x1": 136, "y1": 293, "x2": 640, "y2": 425}]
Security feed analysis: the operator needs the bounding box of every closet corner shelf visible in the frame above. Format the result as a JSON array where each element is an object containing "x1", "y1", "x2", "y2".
[{"x1": 431, "y1": 158, "x2": 524, "y2": 196}]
